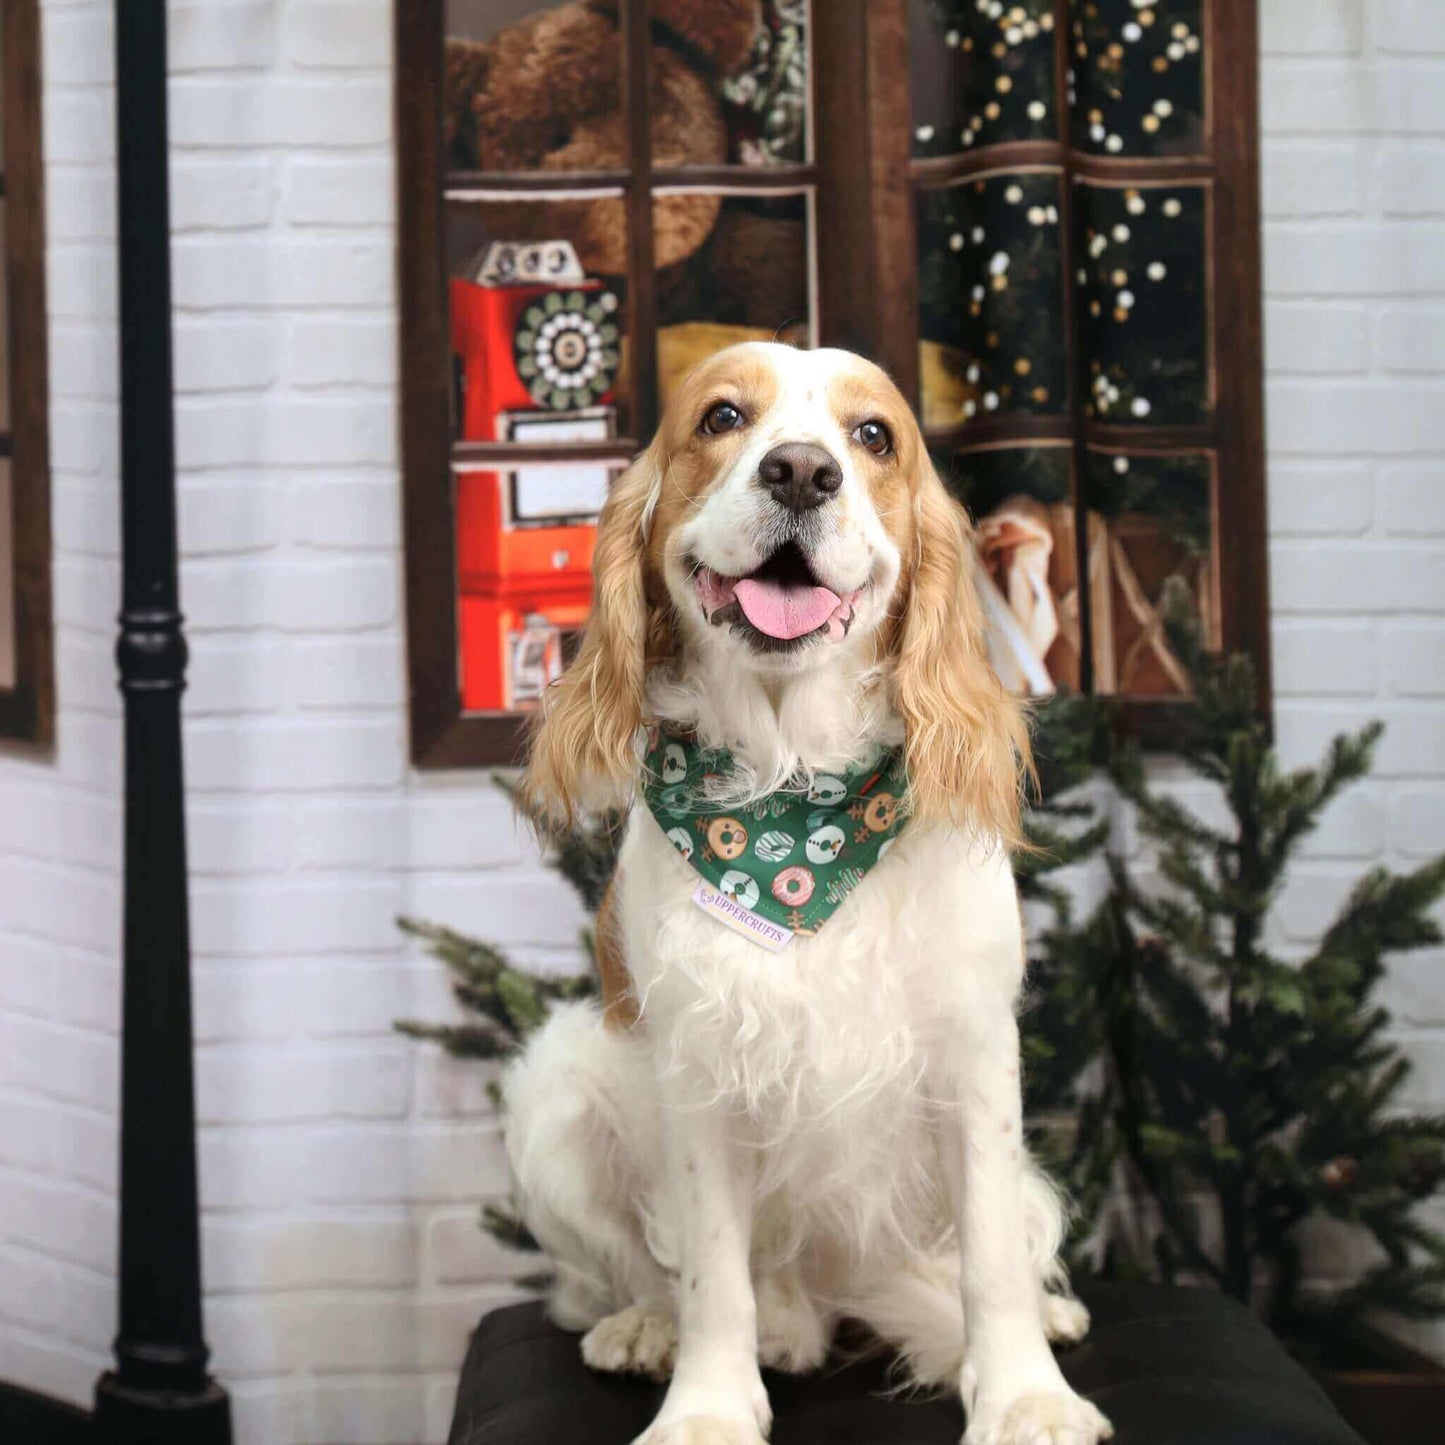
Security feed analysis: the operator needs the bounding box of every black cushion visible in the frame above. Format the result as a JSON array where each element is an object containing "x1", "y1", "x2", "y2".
[{"x1": 449, "y1": 1283, "x2": 1365, "y2": 1445}]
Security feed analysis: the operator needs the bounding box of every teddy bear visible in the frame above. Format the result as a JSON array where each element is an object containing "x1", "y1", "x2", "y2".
[{"x1": 445, "y1": 0, "x2": 762, "y2": 277}]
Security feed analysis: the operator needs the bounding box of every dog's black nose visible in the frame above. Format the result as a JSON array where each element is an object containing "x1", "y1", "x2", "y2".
[{"x1": 756, "y1": 442, "x2": 843, "y2": 514}]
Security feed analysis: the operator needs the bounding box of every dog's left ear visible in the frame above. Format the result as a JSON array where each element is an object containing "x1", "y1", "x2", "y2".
[
  {"x1": 520, "y1": 441, "x2": 663, "y2": 833},
  {"x1": 891, "y1": 455, "x2": 1032, "y2": 846}
]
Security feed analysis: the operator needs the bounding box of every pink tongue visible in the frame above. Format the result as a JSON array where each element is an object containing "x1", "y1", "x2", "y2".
[{"x1": 734, "y1": 579, "x2": 841, "y2": 640}]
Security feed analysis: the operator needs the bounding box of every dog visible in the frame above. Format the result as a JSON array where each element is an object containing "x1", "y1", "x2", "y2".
[{"x1": 506, "y1": 342, "x2": 1113, "y2": 1445}]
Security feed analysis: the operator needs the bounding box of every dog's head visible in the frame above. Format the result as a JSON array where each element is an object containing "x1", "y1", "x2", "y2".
[{"x1": 523, "y1": 343, "x2": 1028, "y2": 840}]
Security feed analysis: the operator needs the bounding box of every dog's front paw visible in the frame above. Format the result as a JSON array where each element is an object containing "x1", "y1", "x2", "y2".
[
  {"x1": 964, "y1": 1389, "x2": 1113, "y2": 1445},
  {"x1": 756, "y1": 1272, "x2": 832, "y2": 1374},
  {"x1": 634, "y1": 1417, "x2": 768, "y2": 1445},
  {"x1": 583, "y1": 1303, "x2": 677, "y2": 1380},
  {"x1": 1041, "y1": 1294, "x2": 1091, "y2": 1346}
]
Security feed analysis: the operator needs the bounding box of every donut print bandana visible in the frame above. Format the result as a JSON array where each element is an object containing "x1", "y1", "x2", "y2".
[{"x1": 641, "y1": 727, "x2": 909, "y2": 946}]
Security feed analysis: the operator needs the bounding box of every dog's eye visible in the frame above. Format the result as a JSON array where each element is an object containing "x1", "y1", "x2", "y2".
[
  {"x1": 701, "y1": 401, "x2": 745, "y2": 435},
  {"x1": 853, "y1": 420, "x2": 893, "y2": 456}
]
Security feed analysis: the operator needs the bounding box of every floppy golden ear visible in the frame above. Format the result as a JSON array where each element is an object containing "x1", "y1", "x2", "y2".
[
  {"x1": 520, "y1": 443, "x2": 662, "y2": 833},
  {"x1": 892, "y1": 460, "x2": 1032, "y2": 846}
]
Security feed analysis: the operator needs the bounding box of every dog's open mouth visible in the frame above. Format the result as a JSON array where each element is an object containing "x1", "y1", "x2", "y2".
[{"x1": 694, "y1": 542, "x2": 863, "y2": 647}]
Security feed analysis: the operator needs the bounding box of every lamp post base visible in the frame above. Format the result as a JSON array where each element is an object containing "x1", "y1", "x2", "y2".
[{"x1": 94, "y1": 1373, "x2": 232, "y2": 1445}]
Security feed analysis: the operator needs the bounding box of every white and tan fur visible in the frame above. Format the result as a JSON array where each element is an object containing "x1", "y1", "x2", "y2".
[{"x1": 507, "y1": 343, "x2": 1112, "y2": 1445}]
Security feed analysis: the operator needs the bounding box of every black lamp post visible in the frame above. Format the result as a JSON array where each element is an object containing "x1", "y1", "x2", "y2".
[{"x1": 93, "y1": 4, "x2": 231, "y2": 1440}]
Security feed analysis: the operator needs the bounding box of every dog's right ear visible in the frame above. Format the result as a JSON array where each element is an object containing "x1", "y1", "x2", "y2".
[{"x1": 520, "y1": 441, "x2": 663, "y2": 834}]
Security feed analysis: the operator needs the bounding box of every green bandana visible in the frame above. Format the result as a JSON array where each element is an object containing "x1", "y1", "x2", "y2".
[{"x1": 641, "y1": 726, "x2": 909, "y2": 949}]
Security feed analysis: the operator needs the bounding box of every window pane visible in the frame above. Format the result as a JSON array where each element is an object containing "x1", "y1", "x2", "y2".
[
  {"x1": 937, "y1": 443, "x2": 1084, "y2": 695},
  {"x1": 1081, "y1": 449, "x2": 1217, "y2": 697},
  {"x1": 910, "y1": 0, "x2": 1058, "y2": 158},
  {"x1": 448, "y1": 198, "x2": 629, "y2": 440},
  {"x1": 0, "y1": 460, "x2": 13, "y2": 691},
  {"x1": 1070, "y1": 0, "x2": 1206, "y2": 157},
  {"x1": 655, "y1": 0, "x2": 810, "y2": 167},
  {"x1": 1075, "y1": 180, "x2": 1209, "y2": 426},
  {"x1": 653, "y1": 191, "x2": 812, "y2": 411},
  {"x1": 448, "y1": 198, "x2": 628, "y2": 714},
  {"x1": 917, "y1": 172, "x2": 1068, "y2": 431},
  {"x1": 444, "y1": 1, "x2": 624, "y2": 173}
]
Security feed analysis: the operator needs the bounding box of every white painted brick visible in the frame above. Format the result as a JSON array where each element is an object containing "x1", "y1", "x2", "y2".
[
  {"x1": 1298, "y1": 785, "x2": 1387, "y2": 860},
  {"x1": 182, "y1": 557, "x2": 396, "y2": 633},
  {"x1": 1264, "y1": 303, "x2": 1369, "y2": 374},
  {"x1": 1376, "y1": 144, "x2": 1445, "y2": 217},
  {"x1": 1259, "y1": 59, "x2": 1369, "y2": 134},
  {"x1": 186, "y1": 638, "x2": 289, "y2": 718},
  {"x1": 1269, "y1": 542, "x2": 1445, "y2": 613},
  {"x1": 298, "y1": 1122, "x2": 511, "y2": 1207},
  {"x1": 51, "y1": 482, "x2": 120, "y2": 559},
  {"x1": 406, "y1": 872, "x2": 591, "y2": 951},
  {"x1": 427, "y1": 1211, "x2": 528, "y2": 1287},
  {"x1": 1262, "y1": 143, "x2": 1366, "y2": 217},
  {"x1": 171, "y1": 159, "x2": 276, "y2": 233},
  {"x1": 1277, "y1": 703, "x2": 1445, "y2": 778},
  {"x1": 310, "y1": 1378, "x2": 427, "y2": 1445},
  {"x1": 42, "y1": 92, "x2": 113, "y2": 166},
  {"x1": 291, "y1": 798, "x2": 407, "y2": 869},
  {"x1": 1382, "y1": 950, "x2": 1445, "y2": 1026},
  {"x1": 1377, "y1": 465, "x2": 1445, "y2": 534},
  {"x1": 0, "y1": 1096, "x2": 58, "y2": 1172},
  {"x1": 416, "y1": 1051, "x2": 502, "y2": 1121},
  {"x1": 56, "y1": 634, "x2": 116, "y2": 713},
  {"x1": 405, "y1": 792, "x2": 538, "y2": 872},
  {"x1": 1381, "y1": 623, "x2": 1445, "y2": 696},
  {"x1": 47, "y1": 245, "x2": 118, "y2": 322},
  {"x1": 1387, "y1": 786, "x2": 1445, "y2": 857},
  {"x1": 291, "y1": 960, "x2": 414, "y2": 1038},
  {"x1": 1380, "y1": 306, "x2": 1445, "y2": 373},
  {"x1": 287, "y1": 318, "x2": 397, "y2": 388},
  {"x1": 190, "y1": 878, "x2": 404, "y2": 957},
  {"x1": 186, "y1": 719, "x2": 405, "y2": 793},
  {"x1": 287, "y1": 637, "x2": 405, "y2": 710},
  {"x1": 196, "y1": 1045, "x2": 412, "y2": 1124},
  {"x1": 1261, "y1": 1, "x2": 1363, "y2": 56},
  {"x1": 287, "y1": 480, "x2": 401, "y2": 551},
  {"x1": 198, "y1": 1127, "x2": 314, "y2": 1213},
  {"x1": 169, "y1": 78, "x2": 392, "y2": 150},
  {"x1": 1271, "y1": 462, "x2": 1369, "y2": 537},
  {"x1": 187, "y1": 802, "x2": 297, "y2": 877},
  {"x1": 0, "y1": 859, "x2": 119, "y2": 955},
  {"x1": 0, "y1": 1249, "x2": 64, "y2": 1334},
  {"x1": 1268, "y1": 383, "x2": 1445, "y2": 453},
  {"x1": 45, "y1": 168, "x2": 117, "y2": 244},
  {"x1": 0, "y1": 935, "x2": 58, "y2": 1017},
  {"x1": 1264, "y1": 226, "x2": 1445, "y2": 297},
  {"x1": 54, "y1": 1107, "x2": 118, "y2": 1194},
  {"x1": 5, "y1": 1176, "x2": 116, "y2": 1274},
  {"x1": 172, "y1": 239, "x2": 393, "y2": 312},
  {"x1": 178, "y1": 482, "x2": 286, "y2": 555},
  {"x1": 1375, "y1": 2, "x2": 1445, "y2": 53},
  {"x1": 175, "y1": 398, "x2": 397, "y2": 468},
  {"x1": 54, "y1": 793, "x2": 121, "y2": 875},
  {"x1": 48, "y1": 323, "x2": 119, "y2": 402},
  {"x1": 55, "y1": 951, "x2": 119, "y2": 1036},
  {"x1": 1396, "y1": 1034, "x2": 1445, "y2": 1111},
  {"x1": 194, "y1": 964, "x2": 301, "y2": 1044},
  {"x1": 284, "y1": 3, "x2": 391, "y2": 70},
  {"x1": 169, "y1": 4, "x2": 279, "y2": 73},
  {"x1": 285, "y1": 158, "x2": 395, "y2": 226},
  {"x1": 175, "y1": 319, "x2": 283, "y2": 393}
]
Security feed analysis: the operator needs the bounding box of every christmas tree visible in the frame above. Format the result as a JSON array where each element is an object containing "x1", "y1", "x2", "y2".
[{"x1": 1088, "y1": 581, "x2": 1445, "y2": 1328}]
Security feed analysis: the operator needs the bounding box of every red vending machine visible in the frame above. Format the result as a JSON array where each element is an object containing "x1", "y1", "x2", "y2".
[{"x1": 450, "y1": 240, "x2": 621, "y2": 711}]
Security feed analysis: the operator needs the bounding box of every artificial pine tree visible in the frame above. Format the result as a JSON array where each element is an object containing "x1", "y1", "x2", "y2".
[{"x1": 1091, "y1": 581, "x2": 1445, "y2": 1330}]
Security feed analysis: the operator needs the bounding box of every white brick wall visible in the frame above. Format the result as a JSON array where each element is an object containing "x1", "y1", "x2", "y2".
[{"x1": 0, "y1": 1, "x2": 1442, "y2": 1438}]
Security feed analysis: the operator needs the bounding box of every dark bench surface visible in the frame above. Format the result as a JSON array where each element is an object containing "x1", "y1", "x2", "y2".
[{"x1": 449, "y1": 1282, "x2": 1366, "y2": 1445}]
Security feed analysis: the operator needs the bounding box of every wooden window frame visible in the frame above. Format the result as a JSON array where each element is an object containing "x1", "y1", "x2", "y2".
[
  {"x1": 397, "y1": 0, "x2": 1267, "y2": 768},
  {"x1": 0, "y1": 0, "x2": 52, "y2": 746}
]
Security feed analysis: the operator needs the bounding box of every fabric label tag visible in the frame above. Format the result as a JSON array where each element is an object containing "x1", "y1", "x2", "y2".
[{"x1": 691, "y1": 881, "x2": 794, "y2": 952}]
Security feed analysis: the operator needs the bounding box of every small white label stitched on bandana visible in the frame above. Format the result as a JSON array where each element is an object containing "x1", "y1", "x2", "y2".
[{"x1": 691, "y1": 881, "x2": 794, "y2": 952}]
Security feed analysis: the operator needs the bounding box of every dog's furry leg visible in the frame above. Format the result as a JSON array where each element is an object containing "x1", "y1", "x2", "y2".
[{"x1": 503, "y1": 1002, "x2": 667, "y2": 1331}]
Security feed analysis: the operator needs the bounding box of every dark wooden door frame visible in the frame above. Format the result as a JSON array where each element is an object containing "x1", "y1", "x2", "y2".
[{"x1": 91, "y1": 4, "x2": 231, "y2": 1441}]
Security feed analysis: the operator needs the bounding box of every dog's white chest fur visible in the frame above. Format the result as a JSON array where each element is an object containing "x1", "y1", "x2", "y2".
[{"x1": 615, "y1": 808, "x2": 1023, "y2": 1268}]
